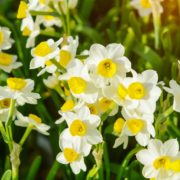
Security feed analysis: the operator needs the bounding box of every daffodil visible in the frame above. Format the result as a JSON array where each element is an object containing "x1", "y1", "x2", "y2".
[
  {"x1": 43, "y1": 75, "x2": 59, "y2": 89},
  {"x1": 59, "y1": 59, "x2": 99, "y2": 104},
  {"x1": 30, "y1": 39, "x2": 61, "y2": 69},
  {"x1": 164, "y1": 80, "x2": 180, "y2": 113},
  {"x1": 0, "y1": 98, "x2": 12, "y2": 122},
  {"x1": 0, "y1": 52, "x2": 22, "y2": 73},
  {"x1": 60, "y1": 106, "x2": 103, "y2": 145},
  {"x1": 86, "y1": 43, "x2": 131, "y2": 88},
  {"x1": 130, "y1": 0, "x2": 163, "y2": 17},
  {"x1": 114, "y1": 108, "x2": 155, "y2": 148},
  {"x1": 136, "y1": 139, "x2": 179, "y2": 180},
  {"x1": 0, "y1": 27, "x2": 14, "y2": 51},
  {"x1": 0, "y1": 78, "x2": 40, "y2": 105},
  {"x1": 104, "y1": 70, "x2": 161, "y2": 114},
  {"x1": 15, "y1": 112, "x2": 50, "y2": 135},
  {"x1": 56, "y1": 136, "x2": 89, "y2": 174}
]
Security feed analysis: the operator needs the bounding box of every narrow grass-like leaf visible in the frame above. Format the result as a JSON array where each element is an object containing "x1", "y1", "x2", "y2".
[{"x1": 26, "y1": 156, "x2": 42, "y2": 180}]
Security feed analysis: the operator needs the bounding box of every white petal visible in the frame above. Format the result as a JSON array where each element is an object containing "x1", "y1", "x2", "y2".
[
  {"x1": 162, "y1": 139, "x2": 179, "y2": 156},
  {"x1": 56, "y1": 152, "x2": 68, "y2": 164}
]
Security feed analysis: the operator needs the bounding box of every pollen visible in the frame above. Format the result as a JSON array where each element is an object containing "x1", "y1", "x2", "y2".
[
  {"x1": 34, "y1": 42, "x2": 52, "y2": 57},
  {"x1": 22, "y1": 27, "x2": 31, "y2": 36},
  {"x1": 97, "y1": 59, "x2": 117, "y2": 78},
  {"x1": 127, "y1": 118, "x2": 144, "y2": 135},
  {"x1": 64, "y1": 148, "x2": 79, "y2": 163},
  {"x1": 140, "y1": 0, "x2": 151, "y2": 8},
  {"x1": 0, "y1": 32, "x2": 4, "y2": 45},
  {"x1": 29, "y1": 114, "x2": 42, "y2": 124},
  {"x1": 7, "y1": 78, "x2": 26, "y2": 90},
  {"x1": 70, "y1": 119, "x2": 87, "y2": 136},
  {"x1": 113, "y1": 118, "x2": 125, "y2": 134},
  {"x1": 98, "y1": 97, "x2": 113, "y2": 112},
  {"x1": 0, "y1": 98, "x2": 11, "y2": 109},
  {"x1": 68, "y1": 77, "x2": 87, "y2": 94},
  {"x1": 17, "y1": 1, "x2": 28, "y2": 19},
  {"x1": 59, "y1": 50, "x2": 72, "y2": 67},
  {"x1": 153, "y1": 156, "x2": 170, "y2": 170},
  {"x1": 0, "y1": 52, "x2": 13, "y2": 66},
  {"x1": 128, "y1": 82, "x2": 145, "y2": 99},
  {"x1": 88, "y1": 104, "x2": 98, "y2": 115},
  {"x1": 61, "y1": 99, "x2": 75, "y2": 112}
]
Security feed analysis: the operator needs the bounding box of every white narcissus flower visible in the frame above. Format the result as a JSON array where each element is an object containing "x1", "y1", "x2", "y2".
[
  {"x1": 21, "y1": 15, "x2": 41, "y2": 48},
  {"x1": 136, "y1": 139, "x2": 179, "y2": 180},
  {"x1": 0, "y1": 98, "x2": 11, "y2": 122},
  {"x1": 86, "y1": 43, "x2": 131, "y2": 89},
  {"x1": 113, "y1": 108, "x2": 155, "y2": 148},
  {"x1": 164, "y1": 80, "x2": 180, "y2": 113},
  {"x1": 0, "y1": 52, "x2": 22, "y2": 73},
  {"x1": 0, "y1": 77, "x2": 40, "y2": 105},
  {"x1": 56, "y1": 136, "x2": 89, "y2": 174},
  {"x1": 56, "y1": 36, "x2": 79, "y2": 68},
  {"x1": 0, "y1": 27, "x2": 14, "y2": 51},
  {"x1": 130, "y1": 0, "x2": 163, "y2": 17},
  {"x1": 43, "y1": 75, "x2": 59, "y2": 89},
  {"x1": 59, "y1": 59, "x2": 99, "y2": 104},
  {"x1": 15, "y1": 112, "x2": 50, "y2": 135},
  {"x1": 60, "y1": 106, "x2": 103, "y2": 145},
  {"x1": 30, "y1": 39, "x2": 61, "y2": 69},
  {"x1": 104, "y1": 70, "x2": 161, "y2": 114}
]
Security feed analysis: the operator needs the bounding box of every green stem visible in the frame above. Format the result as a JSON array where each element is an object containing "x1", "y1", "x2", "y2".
[
  {"x1": 50, "y1": 59, "x2": 66, "y2": 73},
  {"x1": 30, "y1": 10, "x2": 60, "y2": 17},
  {"x1": 12, "y1": 166, "x2": 19, "y2": 180},
  {"x1": 0, "y1": 121, "x2": 7, "y2": 141},
  {"x1": 19, "y1": 125, "x2": 33, "y2": 146},
  {"x1": 116, "y1": 146, "x2": 142, "y2": 180},
  {"x1": 153, "y1": 15, "x2": 161, "y2": 49},
  {"x1": 65, "y1": 0, "x2": 71, "y2": 35},
  {"x1": 55, "y1": 86, "x2": 67, "y2": 100}
]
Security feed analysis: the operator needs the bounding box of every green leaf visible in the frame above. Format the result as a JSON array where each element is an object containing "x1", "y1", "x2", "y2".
[
  {"x1": 26, "y1": 156, "x2": 42, "y2": 180},
  {"x1": 133, "y1": 43, "x2": 162, "y2": 74},
  {"x1": 1, "y1": 169, "x2": 12, "y2": 180},
  {"x1": 46, "y1": 161, "x2": 61, "y2": 180}
]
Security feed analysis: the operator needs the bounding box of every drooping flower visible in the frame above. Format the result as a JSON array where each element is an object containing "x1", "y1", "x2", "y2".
[
  {"x1": 164, "y1": 80, "x2": 180, "y2": 113},
  {"x1": 0, "y1": 52, "x2": 22, "y2": 73},
  {"x1": 15, "y1": 112, "x2": 50, "y2": 135},
  {"x1": 0, "y1": 27, "x2": 14, "y2": 51},
  {"x1": 0, "y1": 77, "x2": 40, "y2": 105}
]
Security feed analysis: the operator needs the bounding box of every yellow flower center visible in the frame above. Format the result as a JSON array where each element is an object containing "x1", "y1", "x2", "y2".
[
  {"x1": 0, "y1": 52, "x2": 13, "y2": 66},
  {"x1": 7, "y1": 78, "x2": 26, "y2": 90},
  {"x1": 64, "y1": 148, "x2": 79, "y2": 163},
  {"x1": 170, "y1": 159, "x2": 180, "y2": 172},
  {"x1": 88, "y1": 104, "x2": 98, "y2": 115},
  {"x1": 34, "y1": 42, "x2": 52, "y2": 57},
  {"x1": 113, "y1": 118, "x2": 125, "y2": 134},
  {"x1": 22, "y1": 27, "x2": 31, "y2": 36},
  {"x1": 0, "y1": 98, "x2": 11, "y2": 109},
  {"x1": 98, "y1": 97, "x2": 114, "y2": 112},
  {"x1": 127, "y1": 119, "x2": 144, "y2": 135},
  {"x1": 117, "y1": 84, "x2": 128, "y2": 100},
  {"x1": 140, "y1": 0, "x2": 151, "y2": 8},
  {"x1": 128, "y1": 82, "x2": 145, "y2": 99},
  {"x1": 39, "y1": 0, "x2": 45, "y2": 4},
  {"x1": 59, "y1": 50, "x2": 72, "y2": 67},
  {"x1": 153, "y1": 156, "x2": 170, "y2": 170},
  {"x1": 17, "y1": 1, "x2": 28, "y2": 19},
  {"x1": 97, "y1": 59, "x2": 117, "y2": 78},
  {"x1": 61, "y1": 99, "x2": 75, "y2": 112},
  {"x1": 70, "y1": 119, "x2": 87, "y2": 136},
  {"x1": 68, "y1": 77, "x2": 87, "y2": 94},
  {"x1": 28, "y1": 114, "x2": 42, "y2": 123},
  {"x1": 0, "y1": 32, "x2": 4, "y2": 45},
  {"x1": 45, "y1": 60, "x2": 53, "y2": 66}
]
